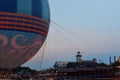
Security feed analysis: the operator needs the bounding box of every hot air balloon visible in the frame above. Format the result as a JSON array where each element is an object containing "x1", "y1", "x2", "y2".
[{"x1": 0, "y1": 0, "x2": 50, "y2": 69}]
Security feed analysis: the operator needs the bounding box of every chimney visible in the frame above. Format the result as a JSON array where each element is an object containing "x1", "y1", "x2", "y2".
[
  {"x1": 109, "y1": 56, "x2": 112, "y2": 65},
  {"x1": 114, "y1": 56, "x2": 116, "y2": 63}
]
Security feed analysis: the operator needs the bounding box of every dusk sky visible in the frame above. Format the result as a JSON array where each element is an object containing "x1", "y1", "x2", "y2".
[{"x1": 23, "y1": 0, "x2": 120, "y2": 70}]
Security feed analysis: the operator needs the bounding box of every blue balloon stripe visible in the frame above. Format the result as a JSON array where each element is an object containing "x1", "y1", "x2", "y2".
[
  {"x1": 0, "y1": 23, "x2": 48, "y2": 33},
  {"x1": 0, "y1": 19, "x2": 49, "y2": 30},
  {"x1": 0, "y1": 28, "x2": 46, "y2": 36},
  {"x1": 0, "y1": 12, "x2": 49, "y2": 37},
  {"x1": 0, "y1": 28, "x2": 47, "y2": 36},
  {"x1": 17, "y1": 0, "x2": 32, "y2": 16},
  {"x1": 0, "y1": 15, "x2": 49, "y2": 29},
  {"x1": 0, "y1": 12, "x2": 49, "y2": 25}
]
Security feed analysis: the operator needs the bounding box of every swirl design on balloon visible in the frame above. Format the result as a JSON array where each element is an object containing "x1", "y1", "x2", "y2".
[
  {"x1": 11, "y1": 34, "x2": 29, "y2": 49},
  {"x1": 0, "y1": 35, "x2": 8, "y2": 47},
  {"x1": 0, "y1": 34, "x2": 43, "y2": 69}
]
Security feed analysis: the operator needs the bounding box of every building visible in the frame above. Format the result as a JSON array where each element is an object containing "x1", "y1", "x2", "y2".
[{"x1": 54, "y1": 51, "x2": 119, "y2": 79}]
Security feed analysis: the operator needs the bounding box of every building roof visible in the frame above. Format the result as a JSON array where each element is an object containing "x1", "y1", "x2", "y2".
[
  {"x1": 95, "y1": 66, "x2": 113, "y2": 69},
  {"x1": 75, "y1": 67, "x2": 95, "y2": 71},
  {"x1": 55, "y1": 68, "x2": 76, "y2": 72},
  {"x1": 67, "y1": 61, "x2": 98, "y2": 68}
]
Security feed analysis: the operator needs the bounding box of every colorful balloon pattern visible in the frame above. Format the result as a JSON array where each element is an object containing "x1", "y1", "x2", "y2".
[{"x1": 0, "y1": 0, "x2": 50, "y2": 69}]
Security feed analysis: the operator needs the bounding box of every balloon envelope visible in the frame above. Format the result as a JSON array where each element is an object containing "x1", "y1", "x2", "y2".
[{"x1": 0, "y1": 0, "x2": 50, "y2": 69}]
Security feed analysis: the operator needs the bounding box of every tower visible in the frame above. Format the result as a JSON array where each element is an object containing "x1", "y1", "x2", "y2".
[{"x1": 76, "y1": 51, "x2": 82, "y2": 63}]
